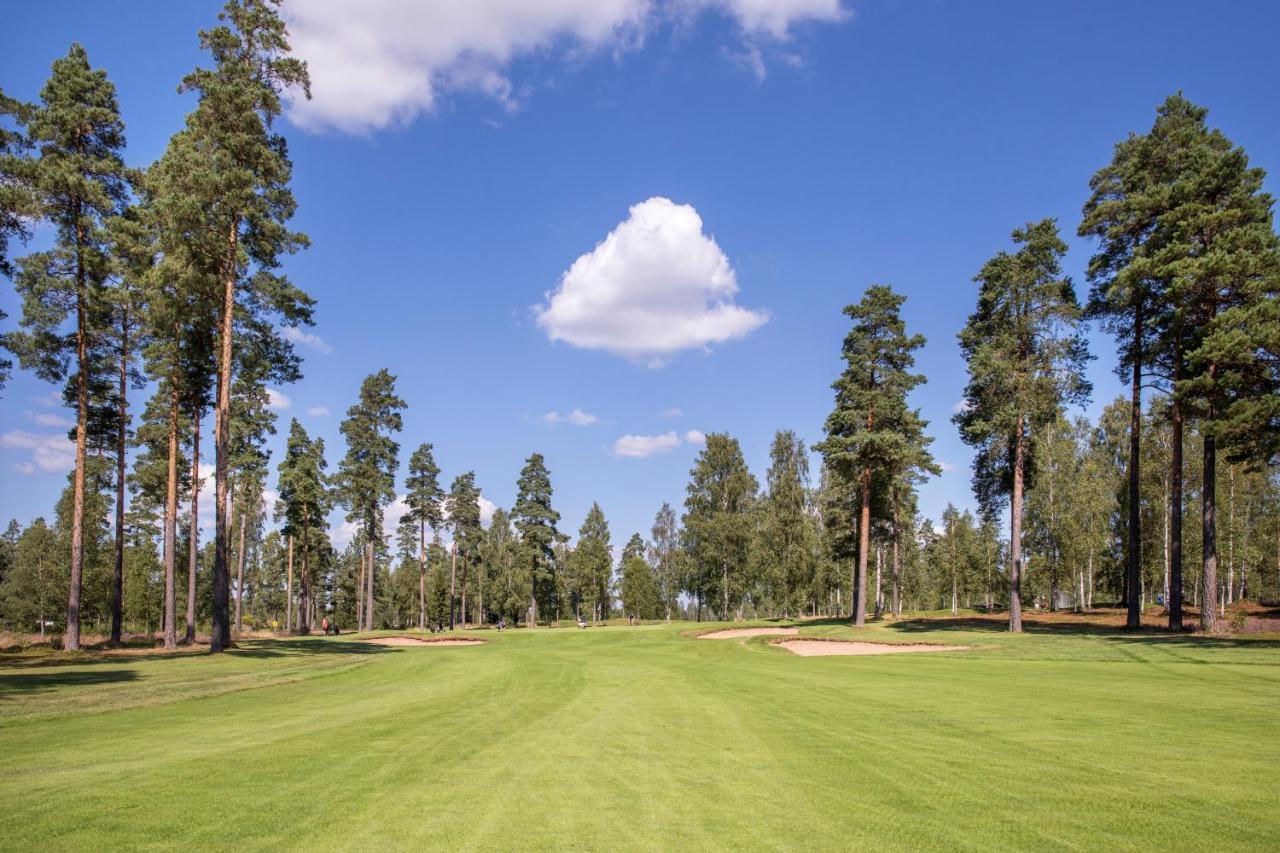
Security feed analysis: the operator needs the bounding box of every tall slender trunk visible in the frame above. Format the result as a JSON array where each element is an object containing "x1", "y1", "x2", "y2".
[
  {"x1": 450, "y1": 541, "x2": 457, "y2": 630},
  {"x1": 1009, "y1": 414, "x2": 1025, "y2": 633},
  {"x1": 722, "y1": 560, "x2": 729, "y2": 622},
  {"x1": 854, "y1": 466, "x2": 870, "y2": 627},
  {"x1": 874, "y1": 545, "x2": 882, "y2": 618},
  {"x1": 185, "y1": 408, "x2": 200, "y2": 644},
  {"x1": 365, "y1": 536, "x2": 375, "y2": 631},
  {"x1": 418, "y1": 521, "x2": 426, "y2": 630},
  {"x1": 1169, "y1": 373, "x2": 1184, "y2": 630},
  {"x1": 111, "y1": 308, "x2": 129, "y2": 645},
  {"x1": 355, "y1": 544, "x2": 363, "y2": 630},
  {"x1": 300, "y1": 517, "x2": 310, "y2": 635},
  {"x1": 235, "y1": 511, "x2": 247, "y2": 633},
  {"x1": 891, "y1": 492, "x2": 902, "y2": 618},
  {"x1": 285, "y1": 534, "x2": 294, "y2": 633},
  {"x1": 1226, "y1": 467, "x2": 1235, "y2": 607},
  {"x1": 211, "y1": 225, "x2": 237, "y2": 653},
  {"x1": 1201, "y1": 420, "x2": 1218, "y2": 633},
  {"x1": 162, "y1": 385, "x2": 180, "y2": 650},
  {"x1": 65, "y1": 225, "x2": 89, "y2": 652},
  {"x1": 1125, "y1": 306, "x2": 1143, "y2": 628}
]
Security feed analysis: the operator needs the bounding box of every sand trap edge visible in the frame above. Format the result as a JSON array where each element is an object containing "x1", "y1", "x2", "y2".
[
  {"x1": 361, "y1": 636, "x2": 487, "y2": 647},
  {"x1": 696, "y1": 627, "x2": 800, "y2": 640},
  {"x1": 773, "y1": 639, "x2": 968, "y2": 656}
]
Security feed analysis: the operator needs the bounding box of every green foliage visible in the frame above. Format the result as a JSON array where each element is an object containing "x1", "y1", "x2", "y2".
[
  {"x1": 682, "y1": 433, "x2": 758, "y2": 620},
  {"x1": 512, "y1": 453, "x2": 561, "y2": 624}
]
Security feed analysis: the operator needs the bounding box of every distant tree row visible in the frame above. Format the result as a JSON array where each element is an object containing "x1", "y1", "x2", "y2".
[{"x1": 1, "y1": 16, "x2": 1276, "y2": 643}]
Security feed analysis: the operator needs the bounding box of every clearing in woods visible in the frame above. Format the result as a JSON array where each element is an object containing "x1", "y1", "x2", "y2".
[{"x1": 1, "y1": 614, "x2": 1278, "y2": 850}]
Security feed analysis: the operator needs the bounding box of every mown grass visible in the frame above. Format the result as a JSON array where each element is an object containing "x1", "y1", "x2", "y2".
[{"x1": 1, "y1": 617, "x2": 1277, "y2": 850}]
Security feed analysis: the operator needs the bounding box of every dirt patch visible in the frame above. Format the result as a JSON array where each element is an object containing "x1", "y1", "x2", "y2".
[
  {"x1": 697, "y1": 627, "x2": 799, "y2": 640},
  {"x1": 776, "y1": 639, "x2": 967, "y2": 656},
  {"x1": 360, "y1": 636, "x2": 485, "y2": 647}
]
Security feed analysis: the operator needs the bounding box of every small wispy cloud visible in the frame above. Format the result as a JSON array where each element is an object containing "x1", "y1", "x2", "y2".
[
  {"x1": 660, "y1": 407, "x2": 683, "y2": 418},
  {"x1": 542, "y1": 408, "x2": 599, "y2": 426},
  {"x1": 1, "y1": 430, "x2": 75, "y2": 473},
  {"x1": 307, "y1": 405, "x2": 331, "y2": 417},
  {"x1": 612, "y1": 427, "x2": 706, "y2": 458},
  {"x1": 25, "y1": 411, "x2": 73, "y2": 429},
  {"x1": 951, "y1": 399, "x2": 972, "y2": 415},
  {"x1": 266, "y1": 389, "x2": 292, "y2": 410},
  {"x1": 283, "y1": 326, "x2": 334, "y2": 354}
]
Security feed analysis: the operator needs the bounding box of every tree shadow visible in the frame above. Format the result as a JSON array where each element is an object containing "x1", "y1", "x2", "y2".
[
  {"x1": 227, "y1": 638, "x2": 397, "y2": 658},
  {"x1": 0, "y1": 668, "x2": 140, "y2": 698}
]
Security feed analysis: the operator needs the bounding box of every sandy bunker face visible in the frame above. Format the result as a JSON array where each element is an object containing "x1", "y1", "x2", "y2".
[
  {"x1": 777, "y1": 640, "x2": 967, "y2": 656},
  {"x1": 361, "y1": 636, "x2": 485, "y2": 647},
  {"x1": 698, "y1": 627, "x2": 799, "y2": 640}
]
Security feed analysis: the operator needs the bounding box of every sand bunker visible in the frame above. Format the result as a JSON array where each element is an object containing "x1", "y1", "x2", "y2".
[
  {"x1": 361, "y1": 636, "x2": 485, "y2": 647},
  {"x1": 776, "y1": 640, "x2": 966, "y2": 656},
  {"x1": 698, "y1": 627, "x2": 800, "y2": 640}
]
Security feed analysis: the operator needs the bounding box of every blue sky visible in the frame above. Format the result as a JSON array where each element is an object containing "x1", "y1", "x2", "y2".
[{"x1": 3, "y1": 0, "x2": 1279, "y2": 553}]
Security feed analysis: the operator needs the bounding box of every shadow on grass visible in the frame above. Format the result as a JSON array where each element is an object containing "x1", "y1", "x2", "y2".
[
  {"x1": 0, "y1": 668, "x2": 140, "y2": 697},
  {"x1": 0, "y1": 637, "x2": 395, "y2": 669}
]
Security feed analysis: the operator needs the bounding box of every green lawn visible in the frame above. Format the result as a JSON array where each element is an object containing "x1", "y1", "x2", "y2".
[{"x1": 1, "y1": 619, "x2": 1277, "y2": 850}]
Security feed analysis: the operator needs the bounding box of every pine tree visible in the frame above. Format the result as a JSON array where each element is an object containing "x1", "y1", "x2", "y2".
[
  {"x1": 683, "y1": 433, "x2": 757, "y2": 622},
  {"x1": 336, "y1": 370, "x2": 404, "y2": 631},
  {"x1": 954, "y1": 220, "x2": 1091, "y2": 632},
  {"x1": 0, "y1": 88, "x2": 38, "y2": 393},
  {"x1": 817, "y1": 285, "x2": 936, "y2": 627},
  {"x1": 512, "y1": 453, "x2": 561, "y2": 626},
  {"x1": 277, "y1": 418, "x2": 328, "y2": 635},
  {"x1": 1149, "y1": 97, "x2": 1280, "y2": 630},
  {"x1": 174, "y1": 0, "x2": 312, "y2": 651},
  {"x1": 8, "y1": 45, "x2": 129, "y2": 650},
  {"x1": 446, "y1": 472, "x2": 482, "y2": 628},
  {"x1": 400, "y1": 443, "x2": 443, "y2": 630}
]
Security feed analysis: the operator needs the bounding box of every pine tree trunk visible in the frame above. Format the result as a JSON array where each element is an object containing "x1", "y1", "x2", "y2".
[
  {"x1": 185, "y1": 408, "x2": 199, "y2": 644},
  {"x1": 235, "y1": 511, "x2": 247, "y2": 633},
  {"x1": 162, "y1": 385, "x2": 180, "y2": 650},
  {"x1": 418, "y1": 521, "x2": 426, "y2": 630},
  {"x1": 874, "y1": 545, "x2": 882, "y2": 618},
  {"x1": 891, "y1": 494, "x2": 902, "y2": 617},
  {"x1": 1201, "y1": 425, "x2": 1218, "y2": 632},
  {"x1": 111, "y1": 310, "x2": 129, "y2": 645},
  {"x1": 211, "y1": 225, "x2": 237, "y2": 653},
  {"x1": 355, "y1": 545, "x2": 363, "y2": 631},
  {"x1": 461, "y1": 554, "x2": 468, "y2": 630},
  {"x1": 1226, "y1": 467, "x2": 1235, "y2": 607},
  {"x1": 285, "y1": 534, "x2": 294, "y2": 633},
  {"x1": 1169, "y1": 380, "x2": 1184, "y2": 630},
  {"x1": 301, "y1": 521, "x2": 310, "y2": 635},
  {"x1": 365, "y1": 535, "x2": 375, "y2": 631},
  {"x1": 65, "y1": 232, "x2": 89, "y2": 652},
  {"x1": 854, "y1": 466, "x2": 870, "y2": 627},
  {"x1": 1125, "y1": 307, "x2": 1142, "y2": 629},
  {"x1": 450, "y1": 542, "x2": 457, "y2": 630},
  {"x1": 1009, "y1": 414, "x2": 1025, "y2": 633}
]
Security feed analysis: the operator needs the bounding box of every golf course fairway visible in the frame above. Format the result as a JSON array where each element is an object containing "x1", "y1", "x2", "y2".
[{"x1": 1, "y1": 618, "x2": 1277, "y2": 850}]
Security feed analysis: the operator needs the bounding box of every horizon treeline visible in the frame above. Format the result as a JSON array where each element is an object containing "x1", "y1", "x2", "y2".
[{"x1": 1, "y1": 3, "x2": 1277, "y2": 640}]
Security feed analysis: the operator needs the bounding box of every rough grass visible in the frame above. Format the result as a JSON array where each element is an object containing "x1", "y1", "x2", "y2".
[{"x1": 1, "y1": 616, "x2": 1277, "y2": 850}]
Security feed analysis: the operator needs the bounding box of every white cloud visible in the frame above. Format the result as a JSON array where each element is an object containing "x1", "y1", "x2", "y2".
[
  {"x1": 282, "y1": 1, "x2": 848, "y2": 134},
  {"x1": 266, "y1": 389, "x2": 293, "y2": 410},
  {"x1": 544, "y1": 408, "x2": 600, "y2": 426},
  {"x1": 34, "y1": 391, "x2": 61, "y2": 407},
  {"x1": 0, "y1": 430, "x2": 75, "y2": 473},
  {"x1": 660, "y1": 407, "x2": 684, "y2": 418},
  {"x1": 283, "y1": 326, "x2": 334, "y2": 354},
  {"x1": 25, "y1": 411, "x2": 74, "y2": 428},
  {"x1": 614, "y1": 431, "x2": 682, "y2": 458},
  {"x1": 307, "y1": 405, "x2": 331, "y2": 417},
  {"x1": 937, "y1": 461, "x2": 959, "y2": 473},
  {"x1": 683, "y1": 429, "x2": 706, "y2": 445},
  {"x1": 537, "y1": 197, "x2": 768, "y2": 364},
  {"x1": 952, "y1": 399, "x2": 972, "y2": 415},
  {"x1": 698, "y1": 0, "x2": 847, "y2": 39}
]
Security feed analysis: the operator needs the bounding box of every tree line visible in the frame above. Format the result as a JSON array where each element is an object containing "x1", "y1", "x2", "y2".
[{"x1": 0, "y1": 3, "x2": 1276, "y2": 641}]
